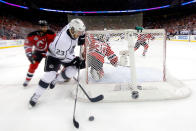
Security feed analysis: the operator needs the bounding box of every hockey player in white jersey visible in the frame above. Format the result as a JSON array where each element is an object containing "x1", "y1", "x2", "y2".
[{"x1": 29, "y1": 18, "x2": 86, "y2": 107}]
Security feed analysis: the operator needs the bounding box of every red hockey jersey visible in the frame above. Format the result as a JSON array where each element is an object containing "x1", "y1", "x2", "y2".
[
  {"x1": 24, "y1": 30, "x2": 56, "y2": 55},
  {"x1": 137, "y1": 33, "x2": 154, "y2": 43},
  {"x1": 86, "y1": 34, "x2": 117, "y2": 64}
]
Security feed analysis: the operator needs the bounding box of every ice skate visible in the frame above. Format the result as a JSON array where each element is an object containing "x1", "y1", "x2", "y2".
[
  {"x1": 142, "y1": 50, "x2": 147, "y2": 56},
  {"x1": 23, "y1": 80, "x2": 30, "y2": 87},
  {"x1": 28, "y1": 93, "x2": 40, "y2": 108}
]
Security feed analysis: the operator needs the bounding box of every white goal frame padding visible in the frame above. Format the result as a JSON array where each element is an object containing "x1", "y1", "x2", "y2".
[{"x1": 73, "y1": 29, "x2": 191, "y2": 102}]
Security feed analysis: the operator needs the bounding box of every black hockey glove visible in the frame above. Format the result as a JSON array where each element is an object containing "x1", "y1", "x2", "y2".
[
  {"x1": 26, "y1": 53, "x2": 35, "y2": 64},
  {"x1": 71, "y1": 56, "x2": 86, "y2": 69},
  {"x1": 78, "y1": 34, "x2": 85, "y2": 46}
]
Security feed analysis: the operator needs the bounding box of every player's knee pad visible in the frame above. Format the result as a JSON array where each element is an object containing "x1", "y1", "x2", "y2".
[
  {"x1": 39, "y1": 79, "x2": 50, "y2": 89},
  {"x1": 61, "y1": 71, "x2": 70, "y2": 80},
  {"x1": 29, "y1": 62, "x2": 39, "y2": 73},
  {"x1": 41, "y1": 71, "x2": 57, "y2": 83},
  {"x1": 63, "y1": 66, "x2": 77, "y2": 78},
  {"x1": 54, "y1": 71, "x2": 71, "y2": 83}
]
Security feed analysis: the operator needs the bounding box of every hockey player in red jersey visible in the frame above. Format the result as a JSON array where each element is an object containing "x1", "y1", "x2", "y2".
[
  {"x1": 134, "y1": 33, "x2": 155, "y2": 56},
  {"x1": 23, "y1": 20, "x2": 56, "y2": 87},
  {"x1": 85, "y1": 34, "x2": 118, "y2": 80}
]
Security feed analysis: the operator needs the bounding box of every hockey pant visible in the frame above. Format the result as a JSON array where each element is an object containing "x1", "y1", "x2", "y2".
[
  {"x1": 40, "y1": 66, "x2": 77, "y2": 88},
  {"x1": 25, "y1": 51, "x2": 45, "y2": 81},
  {"x1": 134, "y1": 42, "x2": 149, "y2": 51}
]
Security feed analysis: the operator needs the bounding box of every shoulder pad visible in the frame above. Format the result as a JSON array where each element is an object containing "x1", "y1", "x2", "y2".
[
  {"x1": 28, "y1": 31, "x2": 40, "y2": 37},
  {"x1": 46, "y1": 30, "x2": 55, "y2": 34}
]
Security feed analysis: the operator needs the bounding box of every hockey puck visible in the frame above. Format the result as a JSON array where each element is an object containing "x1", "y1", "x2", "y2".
[{"x1": 88, "y1": 116, "x2": 94, "y2": 121}]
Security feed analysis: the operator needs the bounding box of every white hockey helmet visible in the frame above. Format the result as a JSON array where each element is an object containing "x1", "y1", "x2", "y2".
[{"x1": 69, "y1": 18, "x2": 86, "y2": 33}]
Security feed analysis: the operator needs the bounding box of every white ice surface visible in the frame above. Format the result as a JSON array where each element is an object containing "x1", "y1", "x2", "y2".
[{"x1": 0, "y1": 41, "x2": 196, "y2": 131}]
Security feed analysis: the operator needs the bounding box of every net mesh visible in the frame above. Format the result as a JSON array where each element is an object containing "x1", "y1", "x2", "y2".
[
  {"x1": 75, "y1": 29, "x2": 190, "y2": 102},
  {"x1": 84, "y1": 29, "x2": 166, "y2": 85}
]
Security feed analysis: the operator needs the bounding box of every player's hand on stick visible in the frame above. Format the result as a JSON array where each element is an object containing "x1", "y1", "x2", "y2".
[{"x1": 71, "y1": 57, "x2": 86, "y2": 69}]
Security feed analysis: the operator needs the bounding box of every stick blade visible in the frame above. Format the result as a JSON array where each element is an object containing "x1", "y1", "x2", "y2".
[
  {"x1": 73, "y1": 118, "x2": 79, "y2": 128},
  {"x1": 91, "y1": 95, "x2": 104, "y2": 102}
]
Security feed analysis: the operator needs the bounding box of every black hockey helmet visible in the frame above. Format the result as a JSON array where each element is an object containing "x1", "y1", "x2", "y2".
[{"x1": 38, "y1": 20, "x2": 48, "y2": 26}]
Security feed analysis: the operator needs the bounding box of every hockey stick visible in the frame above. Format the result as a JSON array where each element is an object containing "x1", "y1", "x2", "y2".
[
  {"x1": 73, "y1": 77, "x2": 104, "y2": 102},
  {"x1": 73, "y1": 69, "x2": 80, "y2": 129},
  {"x1": 72, "y1": 47, "x2": 82, "y2": 129}
]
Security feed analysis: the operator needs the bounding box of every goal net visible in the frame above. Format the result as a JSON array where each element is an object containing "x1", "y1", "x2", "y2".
[{"x1": 74, "y1": 29, "x2": 191, "y2": 102}]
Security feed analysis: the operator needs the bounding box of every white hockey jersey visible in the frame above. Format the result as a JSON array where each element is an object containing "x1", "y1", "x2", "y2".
[{"x1": 47, "y1": 25, "x2": 78, "y2": 63}]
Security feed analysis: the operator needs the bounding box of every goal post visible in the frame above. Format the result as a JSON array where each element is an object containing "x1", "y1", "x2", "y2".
[{"x1": 73, "y1": 28, "x2": 191, "y2": 102}]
